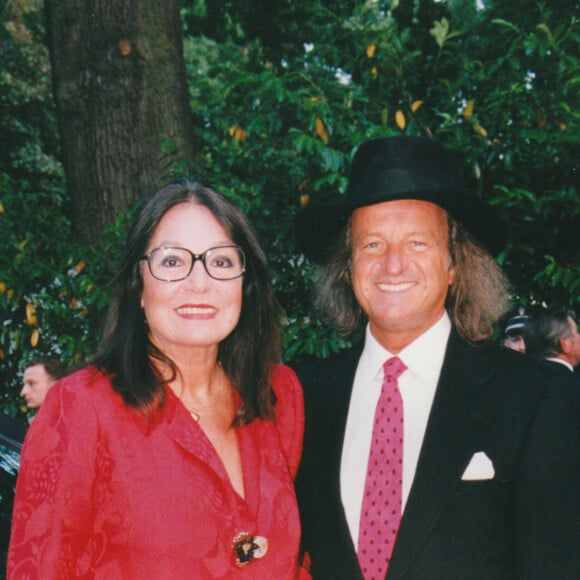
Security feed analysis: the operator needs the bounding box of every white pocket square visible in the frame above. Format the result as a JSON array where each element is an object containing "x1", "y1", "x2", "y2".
[{"x1": 461, "y1": 451, "x2": 495, "y2": 480}]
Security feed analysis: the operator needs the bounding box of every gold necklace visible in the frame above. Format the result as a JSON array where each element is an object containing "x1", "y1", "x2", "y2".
[{"x1": 182, "y1": 363, "x2": 226, "y2": 422}]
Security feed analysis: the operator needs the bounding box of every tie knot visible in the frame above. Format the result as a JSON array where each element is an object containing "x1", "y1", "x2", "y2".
[{"x1": 383, "y1": 356, "x2": 407, "y2": 382}]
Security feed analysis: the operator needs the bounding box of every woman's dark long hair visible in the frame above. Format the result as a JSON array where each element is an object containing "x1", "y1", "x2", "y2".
[{"x1": 90, "y1": 179, "x2": 281, "y2": 424}]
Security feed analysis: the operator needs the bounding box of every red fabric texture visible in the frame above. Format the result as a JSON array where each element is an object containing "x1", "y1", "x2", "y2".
[{"x1": 8, "y1": 364, "x2": 308, "y2": 579}]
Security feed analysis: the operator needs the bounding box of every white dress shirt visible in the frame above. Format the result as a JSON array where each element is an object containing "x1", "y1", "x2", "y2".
[{"x1": 340, "y1": 313, "x2": 452, "y2": 547}]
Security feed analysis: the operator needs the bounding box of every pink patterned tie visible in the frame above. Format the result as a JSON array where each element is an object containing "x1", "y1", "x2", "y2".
[{"x1": 358, "y1": 356, "x2": 407, "y2": 580}]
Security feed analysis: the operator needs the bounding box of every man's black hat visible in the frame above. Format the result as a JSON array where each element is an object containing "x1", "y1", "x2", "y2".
[{"x1": 295, "y1": 136, "x2": 507, "y2": 262}]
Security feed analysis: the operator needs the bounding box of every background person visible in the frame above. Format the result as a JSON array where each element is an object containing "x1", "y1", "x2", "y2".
[
  {"x1": 20, "y1": 358, "x2": 66, "y2": 411},
  {"x1": 499, "y1": 305, "x2": 534, "y2": 353},
  {"x1": 525, "y1": 306, "x2": 580, "y2": 387},
  {"x1": 9, "y1": 180, "x2": 308, "y2": 579},
  {"x1": 294, "y1": 136, "x2": 580, "y2": 579}
]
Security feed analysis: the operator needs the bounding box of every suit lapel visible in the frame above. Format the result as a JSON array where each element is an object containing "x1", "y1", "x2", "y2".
[
  {"x1": 297, "y1": 345, "x2": 364, "y2": 577},
  {"x1": 317, "y1": 346, "x2": 362, "y2": 543},
  {"x1": 388, "y1": 333, "x2": 497, "y2": 579}
]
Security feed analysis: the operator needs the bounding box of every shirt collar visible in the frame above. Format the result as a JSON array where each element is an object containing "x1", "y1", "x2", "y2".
[
  {"x1": 546, "y1": 357, "x2": 574, "y2": 372},
  {"x1": 362, "y1": 312, "x2": 452, "y2": 382}
]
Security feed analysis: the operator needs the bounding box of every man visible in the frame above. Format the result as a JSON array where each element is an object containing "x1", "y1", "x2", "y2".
[
  {"x1": 294, "y1": 136, "x2": 580, "y2": 579},
  {"x1": 500, "y1": 305, "x2": 534, "y2": 353},
  {"x1": 525, "y1": 306, "x2": 580, "y2": 387},
  {"x1": 20, "y1": 358, "x2": 66, "y2": 411}
]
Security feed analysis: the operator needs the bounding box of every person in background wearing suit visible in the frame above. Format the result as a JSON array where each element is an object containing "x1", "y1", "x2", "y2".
[
  {"x1": 294, "y1": 136, "x2": 580, "y2": 579},
  {"x1": 524, "y1": 306, "x2": 580, "y2": 389}
]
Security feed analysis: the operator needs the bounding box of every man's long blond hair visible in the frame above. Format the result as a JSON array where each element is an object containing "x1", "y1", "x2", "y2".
[{"x1": 313, "y1": 214, "x2": 510, "y2": 344}]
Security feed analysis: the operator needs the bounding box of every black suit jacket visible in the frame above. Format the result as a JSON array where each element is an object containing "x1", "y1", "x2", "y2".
[
  {"x1": 295, "y1": 331, "x2": 580, "y2": 579},
  {"x1": 571, "y1": 369, "x2": 580, "y2": 391},
  {"x1": 543, "y1": 359, "x2": 580, "y2": 392}
]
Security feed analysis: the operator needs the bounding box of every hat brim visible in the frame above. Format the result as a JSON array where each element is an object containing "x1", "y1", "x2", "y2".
[{"x1": 295, "y1": 192, "x2": 506, "y2": 263}]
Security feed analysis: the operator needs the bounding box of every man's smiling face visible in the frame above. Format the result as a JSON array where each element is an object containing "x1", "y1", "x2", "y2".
[{"x1": 350, "y1": 199, "x2": 456, "y2": 352}]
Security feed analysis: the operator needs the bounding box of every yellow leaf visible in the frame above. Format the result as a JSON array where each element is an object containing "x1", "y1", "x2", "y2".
[
  {"x1": 411, "y1": 100, "x2": 424, "y2": 112},
  {"x1": 315, "y1": 117, "x2": 329, "y2": 144},
  {"x1": 118, "y1": 40, "x2": 132, "y2": 57},
  {"x1": 464, "y1": 99, "x2": 475, "y2": 118},
  {"x1": 395, "y1": 110, "x2": 406, "y2": 130},
  {"x1": 7, "y1": 288, "x2": 14, "y2": 299},
  {"x1": 0, "y1": 202, "x2": 4, "y2": 212},
  {"x1": 371, "y1": 66, "x2": 378, "y2": 79},
  {"x1": 559, "y1": 122, "x2": 567, "y2": 131},
  {"x1": 0, "y1": 281, "x2": 6, "y2": 293},
  {"x1": 366, "y1": 43, "x2": 376, "y2": 58},
  {"x1": 300, "y1": 194, "x2": 310, "y2": 207},
  {"x1": 235, "y1": 127, "x2": 247, "y2": 142},
  {"x1": 474, "y1": 124, "x2": 488, "y2": 138},
  {"x1": 229, "y1": 125, "x2": 248, "y2": 142},
  {"x1": 71, "y1": 297, "x2": 79, "y2": 308},
  {"x1": 26, "y1": 303, "x2": 38, "y2": 326},
  {"x1": 30, "y1": 328, "x2": 39, "y2": 347},
  {"x1": 75, "y1": 261, "x2": 86, "y2": 273}
]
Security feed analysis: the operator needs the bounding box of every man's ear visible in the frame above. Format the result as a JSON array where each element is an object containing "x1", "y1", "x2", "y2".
[
  {"x1": 447, "y1": 263, "x2": 457, "y2": 286},
  {"x1": 560, "y1": 334, "x2": 572, "y2": 355}
]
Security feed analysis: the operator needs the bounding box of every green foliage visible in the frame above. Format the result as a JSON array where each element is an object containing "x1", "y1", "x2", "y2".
[
  {"x1": 0, "y1": 173, "x2": 129, "y2": 414},
  {"x1": 182, "y1": 0, "x2": 579, "y2": 342},
  {"x1": 181, "y1": 34, "x2": 356, "y2": 362},
  {"x1": 0, "y1": 3, "x2": 127, "y2": 414}
]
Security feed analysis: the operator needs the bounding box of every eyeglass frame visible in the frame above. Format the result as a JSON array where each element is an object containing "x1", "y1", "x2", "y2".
[{"x1": 140, "y1": 245, "x2": 246, "y2": 282}]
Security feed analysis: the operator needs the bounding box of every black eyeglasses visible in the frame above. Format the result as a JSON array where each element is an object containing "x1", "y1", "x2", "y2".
[{"x1": 140, "y1": 245, "x2": 246, "y2": 282}]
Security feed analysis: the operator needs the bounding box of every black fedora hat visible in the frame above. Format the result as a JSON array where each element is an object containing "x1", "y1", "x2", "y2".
[{"x1": 295, "y1": 136, "x2": 506, "y2": 262}]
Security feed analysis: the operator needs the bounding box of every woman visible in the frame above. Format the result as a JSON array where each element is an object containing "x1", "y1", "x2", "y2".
[{"x1": 8, "y1": 180, "x2": 308, "y2": 578}]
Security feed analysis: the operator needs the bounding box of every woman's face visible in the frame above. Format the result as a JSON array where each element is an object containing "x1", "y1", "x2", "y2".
[{"x1": 140, "y1": 203, "x2": 243, "y2": 356}]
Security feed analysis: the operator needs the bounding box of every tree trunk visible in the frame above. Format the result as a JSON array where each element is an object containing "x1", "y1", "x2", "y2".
[{"x1": 45, "y1": 0, "x2": 195, "y2": 245}]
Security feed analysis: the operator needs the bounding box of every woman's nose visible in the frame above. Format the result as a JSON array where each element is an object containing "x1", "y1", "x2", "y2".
[{"x1": 184, "y1": 260, "x2": 212, "y2": 290}]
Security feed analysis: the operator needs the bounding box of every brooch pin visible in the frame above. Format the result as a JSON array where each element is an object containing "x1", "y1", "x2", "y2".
[{"x1": 232, "y1": 531, "x2": 268, "y2": 566}]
